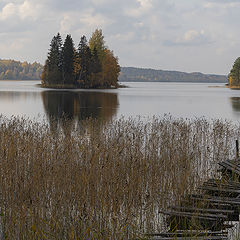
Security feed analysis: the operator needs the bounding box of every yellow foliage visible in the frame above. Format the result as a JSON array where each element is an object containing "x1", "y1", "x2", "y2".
[{"x1": 229, "y1": 75, "x2": 233, "y2": 86}]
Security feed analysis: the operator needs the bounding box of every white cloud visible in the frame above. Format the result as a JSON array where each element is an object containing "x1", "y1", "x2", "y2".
[
  {"x1": 59, "y1": 9, "x2": 112, "y2": 36},
  {"x1": 125, "y1": 0, "x2": 153, "y2": 17},
  {"x1": 165, "y1": 29, "x2": 212, "y2": 46},
  {"x1": 0, "y1": 0, "x2": 43, "y2": 21},
  {"x1": 19, "y1": 0, "x2": 42, "y2": 20},
  {"x1": 204, "y1": 1, "x2": 240, "y2": 9},
  {"x1": 0, "y1": 3, "x2": 17, "y2": 20},
  {"x1": 184, "y1": 30, "x2": 200, "y2": 41}
]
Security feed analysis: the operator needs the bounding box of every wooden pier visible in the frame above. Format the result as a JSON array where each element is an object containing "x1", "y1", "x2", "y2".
[{"x1": 146, "y1": 158, "x2": 240, "y2": 240}]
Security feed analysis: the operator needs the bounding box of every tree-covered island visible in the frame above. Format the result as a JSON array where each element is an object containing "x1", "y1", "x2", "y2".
[{"x1": 41, "y1": 29, "x2": 120, "y2": 89}]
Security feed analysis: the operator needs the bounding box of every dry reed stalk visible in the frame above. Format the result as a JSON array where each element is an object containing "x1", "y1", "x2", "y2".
[{"x1": 0, "y1": 115, "x2": 238, "y2": 239}]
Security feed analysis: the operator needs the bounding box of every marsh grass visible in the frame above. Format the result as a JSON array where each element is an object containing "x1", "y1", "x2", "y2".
[{"x1": 0, "y1": 115, "x2": 238, "y2": 239}]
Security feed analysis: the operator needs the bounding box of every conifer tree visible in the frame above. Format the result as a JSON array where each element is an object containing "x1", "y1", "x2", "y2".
[
  {"x1": 44, "y1": 35, "x2": 62, "y2": 84},
  {"x1": 62, "y1": 35, "x2": 75, "y2": 85},
  {"x1": 77, "y1": 36, "x2": 89, "y2": 83},
  {"x1": 56, "y1": 33, "x2": 63, "y2": 73}
]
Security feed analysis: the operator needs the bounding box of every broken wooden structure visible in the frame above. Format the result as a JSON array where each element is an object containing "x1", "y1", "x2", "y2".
[{"x1": 146, "y1": 141, "x2": 240, "y2": 240}]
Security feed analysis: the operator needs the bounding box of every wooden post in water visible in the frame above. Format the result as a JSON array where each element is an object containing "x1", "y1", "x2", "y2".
[{"x1": 236, "y1": 140, "x2": 239, "y2": 159}]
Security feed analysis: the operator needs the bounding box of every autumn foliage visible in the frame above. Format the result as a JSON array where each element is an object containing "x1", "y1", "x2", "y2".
[{"x1": 0, "y1": 60, "x2": 42, "y2": 80}]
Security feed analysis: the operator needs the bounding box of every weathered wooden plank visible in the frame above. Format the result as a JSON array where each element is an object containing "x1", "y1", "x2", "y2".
[
  {"x1": 219, "y1": 160, "x2": 240, "y2": 170},
  {"x1": 159, "y1": 210, "x2": 227, "y2": 220},
  {"x1": 180, "y1": 199, "x2": 232, "y2": 209},
  {"x1": 199, "y1": 185, "x2": 240, "y2": 194},
  {"x1": 171, "y1": 206, "x2": 234, "y2": 214},
  {"x1": 190, "y1": 194, "x2": 240, "y2": 205},
  {"x1": 149, "y1": 236, "x2": 228, "y2": 240},
  {"x1": 202, "y1": 183, "x2": 240, "y2": 191},
  {"x1": 203, "y1": 180, "x2": 240, "y2": 189},
  {"x1": 146, "y1": 230, "x2": 228, "y2": 237},
  {"x1": 207, "y1": 178, "x2": 240, "y2": 187},
  {"x1": 218, "y1": 161, "x2": 240, "y2": 175}
]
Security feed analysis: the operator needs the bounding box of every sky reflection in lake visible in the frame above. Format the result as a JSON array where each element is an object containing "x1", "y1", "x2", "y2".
[{"x1": 0, "y1": 81, "x2": 240, "y2": 122}]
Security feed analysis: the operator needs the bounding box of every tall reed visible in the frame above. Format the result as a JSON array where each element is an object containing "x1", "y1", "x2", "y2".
[{"x1": 0, "y1": 115, "x2": 238, "y2": 239}]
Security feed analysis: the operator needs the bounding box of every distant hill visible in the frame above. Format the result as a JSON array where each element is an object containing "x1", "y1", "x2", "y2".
[
  {"x1": 0, "y1": 60, "x2": 43, "y2": 80},
  {"x1": 119, "y1": 67, "x2": 227, "y2": 83},
  {"x1": 0, "y1": 60, "x2": 228, "y2": 83}
]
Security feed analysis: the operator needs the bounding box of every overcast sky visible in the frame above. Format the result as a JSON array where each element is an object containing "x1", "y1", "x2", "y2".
[{"x1": 0, "y1": 0, "x2": 240, "y2": 75}]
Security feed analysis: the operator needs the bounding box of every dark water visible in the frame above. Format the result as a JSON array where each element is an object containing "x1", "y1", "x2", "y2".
[{"x1": 0, "y1": 80, "x2": 240, "y2": 122}]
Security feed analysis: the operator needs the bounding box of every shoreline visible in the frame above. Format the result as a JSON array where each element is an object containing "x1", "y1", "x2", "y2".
[{"x1": 39, "y1": 83, "x2": 128, "y2": 90}]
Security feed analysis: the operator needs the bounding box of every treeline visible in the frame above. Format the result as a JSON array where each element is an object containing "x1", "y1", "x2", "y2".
[
  {"x1": 41, "y1": 29, "x2": 120, "y2": 89},
  {"x1": 0, "y1": 60, "x2": 42, "y2": 80},
  {"x1": 229, "y1": 58, "x2": 240, "y2": 87},
  {"x1": 119, "y1": 67, "x2": 227, "y2": 83}
]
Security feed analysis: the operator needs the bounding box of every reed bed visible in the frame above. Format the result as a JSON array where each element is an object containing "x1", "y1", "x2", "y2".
[{"x1": 0, "y1": 115, "x2": 238, "y2": 239}]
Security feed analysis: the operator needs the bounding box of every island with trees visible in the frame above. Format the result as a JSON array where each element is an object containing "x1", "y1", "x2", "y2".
[
  {"x1": 41, "y1": 29, "x2": 121, "y2": 89},
  {"x1": 228, "y1": 57, "x2": 240, "y2": 88}
]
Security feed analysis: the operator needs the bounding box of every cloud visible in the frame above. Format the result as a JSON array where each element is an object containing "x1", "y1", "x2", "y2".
[
  {"x1": 0, "y1": 0, "x2": 239, "y2": 74},
  {"x1": 164, "y1": 30, "x2": 213, "y2": 46},
  {"x1": 0, "y1": 0, "x2": 43, "y2": 21},
  {"x1": 204, "y1": 1, "x2": 240, "y2": 9},
  {"x1": 59, "y1": 9, "x2": 113, "y2": 37},
  {"x1": 125, "y1": 0, "x2": 153, "y2": 17}
]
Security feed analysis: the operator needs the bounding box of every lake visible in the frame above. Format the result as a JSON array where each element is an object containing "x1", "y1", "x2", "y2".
[{"x1": 0, "y1": 80, "x2": 239, "y2": 122}]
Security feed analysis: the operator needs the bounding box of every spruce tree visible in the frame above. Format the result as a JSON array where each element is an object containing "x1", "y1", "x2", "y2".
[
  {"x1": 62, "y1": 34, "x2": 75, "y2": 85},
  {"x1": 56, "y1": 33, "x2": 63, "y2": 73},
  {"x1": 77, "y1": 36, "x2": 89, "y2": 83},
  {"x1": 45, "y1": 35, "x2": 62, "y2": 84}
]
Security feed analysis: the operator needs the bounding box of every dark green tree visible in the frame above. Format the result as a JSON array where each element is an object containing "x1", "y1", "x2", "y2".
[
  {"x1": 41, "y1": 33, "x2": 63, "y2": 85},
  {"x1": 47, "y1": 35, "x2": 62, "y2": 84},
  {"x1": 62, "y1": 34, "x2": 75, "y2": 85},
  {"x1": 76, "y1": 36, "x2": 89, "y2": 82},
  {"x1": 56, "y1": 33, "x2": 63, "y2": 73}
]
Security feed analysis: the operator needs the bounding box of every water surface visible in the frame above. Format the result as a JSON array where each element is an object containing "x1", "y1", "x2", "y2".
[{"x1": 0, "y1": 80, "x2": 239, "y2": 122}]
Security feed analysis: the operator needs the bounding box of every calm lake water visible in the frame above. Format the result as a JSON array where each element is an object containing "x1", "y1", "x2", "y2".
[{"x1": 0, "y1": 80, "x2": 240, "y2": 122}]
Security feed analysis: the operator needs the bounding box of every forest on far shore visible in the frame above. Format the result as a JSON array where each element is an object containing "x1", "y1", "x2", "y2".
[
  {"x1": 0, "y1": 60, "x2": 42, "y2": 80},
  {"x1": 0, "y1": 60, "x2": 228, "y2": 84},
  {"x1": 119, "y1": 67, "x2": 227, "y2": 83}
]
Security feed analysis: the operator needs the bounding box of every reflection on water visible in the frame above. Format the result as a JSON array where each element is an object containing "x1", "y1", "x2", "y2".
[
  {"x1": 230, "y1": 97, "x2": 240, "y2": 113},
  {"x1": 41, "y1": 91, "x2": 119, "y2": 125},
  {"x1": 2, "y1": 81, "x2": 240, "y2": 122}
]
